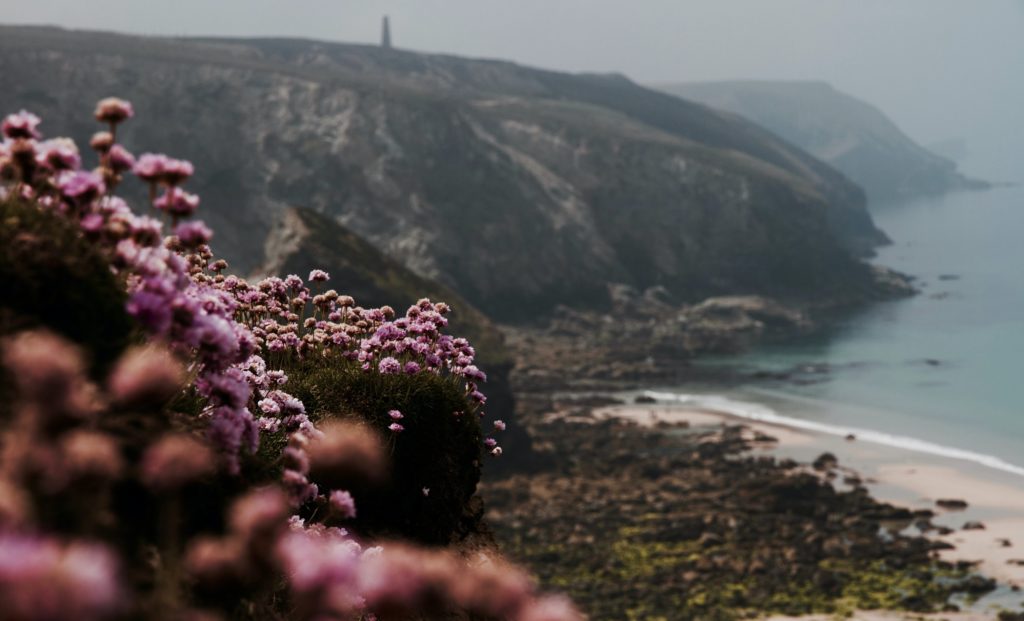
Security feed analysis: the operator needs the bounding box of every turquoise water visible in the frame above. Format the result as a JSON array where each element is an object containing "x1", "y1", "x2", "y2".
[{"x1": 694, "y1": 182, "x2": 1024, "y2": 471}]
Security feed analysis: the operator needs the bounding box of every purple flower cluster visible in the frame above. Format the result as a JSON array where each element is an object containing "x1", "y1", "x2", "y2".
[
  {"x1": 0, "y1": 533, "x2": 123, "y2": 621},
  {"x1": 186, "y1": 266, "x2": 505, "y2": 455},
  {"x1": 0, "y1": 100, "x2": 549, "y2": 621}
]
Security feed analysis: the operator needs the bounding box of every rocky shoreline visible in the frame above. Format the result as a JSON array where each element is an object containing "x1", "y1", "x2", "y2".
[
  {"x1": 481, "y1": 391, "x2": 999, "y2": 620},
  {"x1": 501, "y1": 269, "x2": 914, "y2": 395},
  {"x1": 481, "y1": 298, "x2": 1024, "y2": 620}
]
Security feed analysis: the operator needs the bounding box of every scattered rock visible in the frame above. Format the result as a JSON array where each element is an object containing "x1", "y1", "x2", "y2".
[
  {"x1": 845, "y1": 433, "x2": 856, "y2": 441},
  {"x1": 634, "y1": 394, "x2": 657, "y2": 404},
  {"x1": 962, "y1": 521, "x2": 985, "y2": 531},
  {"x1": 698, "y1": 532, "x2": 724, "y2": 549},
  {"x1": 812, "y1": 452, "x2": 839, "y2": 471},
  {"x1": 485, "y1": 379, "x2": 996, "y2": 619},
  {"x1": 936, "y1": 498, "x2": 969, "y2": 510},
  {"x1": 998, "y1": 538, "x2": 1012, "y2": 547}
]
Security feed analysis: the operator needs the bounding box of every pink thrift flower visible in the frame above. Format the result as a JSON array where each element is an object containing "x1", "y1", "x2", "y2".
[
  {"x1": 1, "y1": 330, "x2": 94, "y2": 419},
  {"x1": 161, "y1": 157, "x2": 194, "y2": 185},
  {"x1": 378, "y1": 357, "x2": 401, "y2": 375},
  {"x1": 107, "y1": 345, "x2": 184, "y2": 408},
  {"x1": 140, "y1": 434, "x2": 216, "y2": 490},
  {"x1": 491, "y1": 447, "x2": 503, "y2": 457},
  {"x1": 94, "y1": 97, "x2": 134, "y2": 124},
  {"x1": 1, "y1": 110, "x2": 41, "y2": 139},
  {"x1": 133, "y1": 152, "x2": 168, "y2": 182},
  {"x1": 37, "y1": 138, "x2": 80, "y2": 170},
  {"x1": 106, "y1": 144, "x2": 136, "y2": 173},
  {"x1": 154, "y1": 188, "x2": 200, "y2": 217},
  {"x1": 493, "y1": 420, "x2": 506, "y2": 431},
  {"x1": 388, "y1": 409, "x2": 403, "y2": 420},
  {"x1": 307, "y1": 421, "x2": 387, "y2": 488},
  {"x1": 90, "y1": 131, "x2": 114, "y2": 153},
  {"x1": 183, "y1": 536, "x2": 245, "y2": 589},
  {"x1": 518, "y1": 595, "x2": 586, "y2": 621},
  {"x1": 463, "y1": 365, "x2": 487, "y2": 381},
  {"x1": 329, "y1": 490, "x2": 357, "y2": 519},
  {"x1": 229, "y1": 487, "x2": 290, "y2": 550},
  {"x1": 80, "y1": 213, "x2": 104, "y2": 233},
  {"x1": 308, "y1": 269, "x2": 330, "y2": 282},
  {"x1": 258, "y1": 398, "x2": 281, "y2": 416},
  {"x1": 57, "y1": 170, "x2": 106, "y2": 203},
  {"x1": 484, "y1": 438, "x2": 497, "y2": 449},
  {"x1": 175, "y1": 220, "x2": 213, "y2": 248},
  {"x1": 60, "y1": 430, "x2": 124, "y2": 482},
  {"x1": 388, "y1": 423, "x2": 404, "y2": 433},
  {"x1": 0, "y1": 534, "x2": 124, "y2": 621}
]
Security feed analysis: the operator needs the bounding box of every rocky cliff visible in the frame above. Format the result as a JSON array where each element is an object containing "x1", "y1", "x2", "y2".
[
  {"x1": 660, "y1": 80, "x2": 988, "y2": 204},
  {"x1": 1, "y1": 26, "x2": 889, "y2": 320}
]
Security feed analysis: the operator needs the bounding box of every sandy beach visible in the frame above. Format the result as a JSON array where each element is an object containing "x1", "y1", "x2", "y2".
[{"x1": 594, "y1": 402, "x2": 1024, "y2": 601}]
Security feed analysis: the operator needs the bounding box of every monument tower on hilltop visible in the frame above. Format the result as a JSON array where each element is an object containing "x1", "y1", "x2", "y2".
[{"x1": 381, "y1": 16, "x2": 392, "y2": 49}]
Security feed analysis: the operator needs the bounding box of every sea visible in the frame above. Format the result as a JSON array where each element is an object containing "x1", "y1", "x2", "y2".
[{"x1": 654, "y1": 171, "x2": 1024, "y2": 480}]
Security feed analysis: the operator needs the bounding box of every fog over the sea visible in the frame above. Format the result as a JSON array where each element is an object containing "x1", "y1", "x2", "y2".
[{"x1": 3, "y1": 0, "x2": 1022, "y2": 178}]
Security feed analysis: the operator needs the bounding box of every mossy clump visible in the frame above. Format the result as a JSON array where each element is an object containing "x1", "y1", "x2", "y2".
[
  {"x1": 0, "y1": 196, "x2": 135, "y2": 373},
  {"x1": 285, "y1": 356, "x2": 484, "y2": 545}
]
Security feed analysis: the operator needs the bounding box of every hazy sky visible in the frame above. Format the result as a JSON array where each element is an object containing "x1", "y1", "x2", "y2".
[{"x1": 4, "y1": 1, "x2": 1022, "y2": 177}]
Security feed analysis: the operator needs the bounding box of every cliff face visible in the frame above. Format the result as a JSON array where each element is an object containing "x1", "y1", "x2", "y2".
[
  {"x1": 660, "y1": 80, "x2": 988, "y2": 205},
  {"x1": 1, "y1": 27, "x2": 887, "y2": 320}
]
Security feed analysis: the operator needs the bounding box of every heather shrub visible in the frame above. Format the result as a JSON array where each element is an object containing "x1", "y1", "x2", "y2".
[{"x1": 0, "y1": 102, "x2": 578, "y2": 621}]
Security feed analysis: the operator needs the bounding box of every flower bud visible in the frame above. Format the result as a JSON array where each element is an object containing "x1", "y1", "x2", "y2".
[
  {"x1": 307, "y1": 421, "x2": 387, "y2": 491},
  {"x1": 90, "y1": 131, "x2": 114, "y2": 153},
  {"x1": 107, "y1": 345, "x2": 184, "y2": 409},
  {"x1": 140, "y1": 434, "x2": 216, "y2": 490},
  {"x1": 60, "y1": 430, "x2": 123, "y2": 482},
  {"x1": 94, "y1": 97, "x2": 134, "y2": 125}
]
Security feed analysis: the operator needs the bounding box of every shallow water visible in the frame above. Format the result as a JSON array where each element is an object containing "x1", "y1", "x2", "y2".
[{"x1": 692, "y1": 181, "x2": 1024, "y2": 475}]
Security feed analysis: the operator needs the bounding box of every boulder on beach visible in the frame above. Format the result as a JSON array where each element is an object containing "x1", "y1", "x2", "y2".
[
  {"x1": 812, "y1": 452, "x2": 839, "y2": 471},
  {"x1": 936, "y1": 498, "x2": 969, "y2": 510}
]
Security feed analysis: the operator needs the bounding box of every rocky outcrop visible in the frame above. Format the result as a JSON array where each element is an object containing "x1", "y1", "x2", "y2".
[
  {"x1": 660, "y1": 80, "x2": 989, "y2": 204},
  {"x1": 503, "y1": 287, "x2": 818, "y2": 391},
  {"x1": 0, "y1": 26, "x2": 890, "y2": 321}
]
